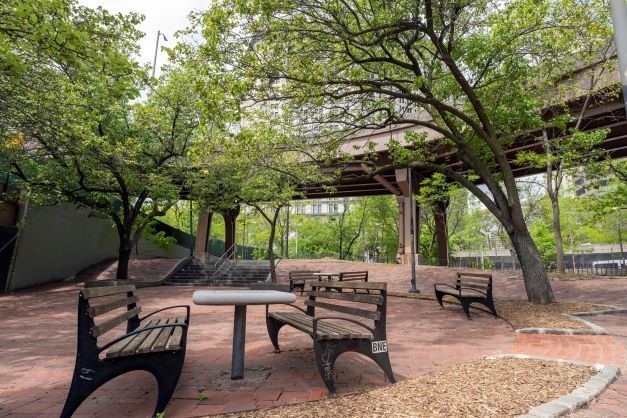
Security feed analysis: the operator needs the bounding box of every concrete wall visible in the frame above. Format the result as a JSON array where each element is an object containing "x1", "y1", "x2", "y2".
[{"x1": 7, "y1": 204, "x2": 189, "y2": 290}]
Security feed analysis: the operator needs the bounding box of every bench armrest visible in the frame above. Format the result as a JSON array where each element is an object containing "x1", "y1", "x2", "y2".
[
  {"x1": 266, "y1": 303, "x2": 307, "y2": 317},
  {"x1": 434, "y1": 283, "x2": 459, "y2": 293},
  {"x1": 141, "y1": 305, "x2": 190, "y2": 323},
  {"x1": 312, "y1": 316, "x2": 374, "y2": 338},
  {"x1": 97, "y1": 323, "x2": 188, "y2": 352}
]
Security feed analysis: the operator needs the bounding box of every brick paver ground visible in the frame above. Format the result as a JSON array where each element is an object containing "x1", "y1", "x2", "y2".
[{"x1": 0, "y1": 260, "x2": 626, "y2": 417}]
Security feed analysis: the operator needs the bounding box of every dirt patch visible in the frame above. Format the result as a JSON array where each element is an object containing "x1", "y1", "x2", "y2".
[
  {"x1": 496, "y1": 300, "x2": 604, "y2": 330},
  {"x1": 218, "y1": 358, "x2": 594, "y2": 417}
]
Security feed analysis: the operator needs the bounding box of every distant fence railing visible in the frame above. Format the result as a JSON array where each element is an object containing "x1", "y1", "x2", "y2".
[{"x1": 550, "y1": 267, "x2": 627, "y2": 277}]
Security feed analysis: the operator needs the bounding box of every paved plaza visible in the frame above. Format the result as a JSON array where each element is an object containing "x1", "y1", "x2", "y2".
[{"x1": 0, "y1": 261, "x2": 625, "y2": 417}]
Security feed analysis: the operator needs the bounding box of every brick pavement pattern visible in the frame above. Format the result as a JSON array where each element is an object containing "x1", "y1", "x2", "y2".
[{"x1": 0, "y1": 260, "x2": 625, "y2": 417}]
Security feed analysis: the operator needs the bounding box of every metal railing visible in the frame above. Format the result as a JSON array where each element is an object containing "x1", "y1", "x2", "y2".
[{"x1": 213, "y1": 244, "x2": 238, "y2": 278}]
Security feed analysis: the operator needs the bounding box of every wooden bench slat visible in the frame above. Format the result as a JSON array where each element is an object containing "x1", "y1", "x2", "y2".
[
  {"x1": 308, "y1": 291, "x2": 383, "y2": 305},
  {"x1": 339, "y1": 271, "x2": 368, "y2": 281},
  {"x1": 119, "y1": 318, "x2": 162, "y2": 357},
  {"x1": 457, "y1": 272, "x2": 492, "y2": 279},
  {"x1": 92, "y1": 306, "x2": 142, "y2": 338},
  {"x1": 105, "y1": 319, "x2": 154, "y2": 359},
  {"x1": 272, "y1": 312, "x2": 362, "y2": 339},
  {"x1": 89, "y1": 296, "x2": 139, "y2": 318},
  {"x1": 460, "y1": 282, "x2": 490, "y2": 290},
  {"x1": 136, "y1": 320, "x2": 169, "y2": 354},
  {"x1": 459, "y1": 278, "x2": 491, "y2": 286},
  {"x1": 165, "y1": 318, "x2": 183, "y2": 351},
  {"x1": 82, "y1": 285, "x2": 136, "y2": 299},
  {"x1": 305, "y1": 300, "x2": 380, "y2": 320},
  {"x1": 270, "y1": 312, "x2": 371, "y2": 339},
  {"x1": 311, "y1": 280, "x2": 385, "y2": 291},
  {"x1": 151, "y1": 318, "x2": 176, "y2": 352}
]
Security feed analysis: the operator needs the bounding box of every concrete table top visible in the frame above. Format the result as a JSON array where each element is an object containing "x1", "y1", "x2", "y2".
[{"x1": 192, "y1": 290, "x2": 296, "y2": 306}]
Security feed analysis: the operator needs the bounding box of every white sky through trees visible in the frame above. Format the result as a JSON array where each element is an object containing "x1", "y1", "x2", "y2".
[{"x1": 78, "y1": 0, "x2": 206, "y2": 76}]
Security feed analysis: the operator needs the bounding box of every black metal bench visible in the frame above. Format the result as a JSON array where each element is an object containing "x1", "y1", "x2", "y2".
[
  {"x1": 61, "y1": 284, "x2": 190, "y2": 418},
  {"x1": 434, "y1": 272, "x2": 497, "y2": 319},
  {"x1": 266, "y1": 280, "x2": 395, "y2": 393},
  {"x1": 338, "y1": 270, "x2": 368, "y2": 282},
  {"x1": 288, "y1": 270, "x2": 321, "y2": 294}
]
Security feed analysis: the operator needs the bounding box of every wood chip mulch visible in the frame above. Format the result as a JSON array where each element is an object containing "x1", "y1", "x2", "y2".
[
  {"x1": 495, "y1": 300, "x2": 604, "y2": 330},
  {"x1": 219, "y1": 358, "x2": 594, "y2": 417},
  {"x1": 389, "y1": 292, "x2": 605, "y2": 330}
]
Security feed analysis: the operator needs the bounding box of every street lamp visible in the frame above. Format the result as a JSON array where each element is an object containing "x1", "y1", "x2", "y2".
[
  {"x1": 152, "y1": 30, "x2": 168, "y2": 78},
  {"x1": 611, "y1": 0, "x2": 627, "y2": 113}
]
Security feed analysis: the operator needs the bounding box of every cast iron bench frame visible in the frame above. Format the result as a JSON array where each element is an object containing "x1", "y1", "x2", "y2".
[
  {"x1": 61, "y1": 284, "x2": 190, "y2": 418},
  {"x1": 265, "y1": 280, "x2": 395, "y2": 393},
  {"x1": 434, "y1": 272, "x2": 497, "y2": 319},
  {"x1": 288, "y1": 270, "x2": 321, "y2": 294}
]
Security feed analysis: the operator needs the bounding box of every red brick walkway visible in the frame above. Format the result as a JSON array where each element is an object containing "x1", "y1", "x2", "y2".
[{"x1": 0, "y1": 261, "x2": 625, "y2": 417}]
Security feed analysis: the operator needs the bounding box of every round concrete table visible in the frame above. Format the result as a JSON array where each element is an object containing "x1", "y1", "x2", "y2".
[{"x1": 192, "y1": 290, "x2": 296, "y2": 379}]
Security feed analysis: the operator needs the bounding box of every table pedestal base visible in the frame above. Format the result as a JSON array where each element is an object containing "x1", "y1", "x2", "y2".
[{"x1": 231, "y1": 305, "x2": 246, "y2": 379}]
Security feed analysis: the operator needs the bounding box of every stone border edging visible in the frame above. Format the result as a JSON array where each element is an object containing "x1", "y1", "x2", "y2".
[{"x1": 486, "y1": 354, "x2": 620, "y2": 418}]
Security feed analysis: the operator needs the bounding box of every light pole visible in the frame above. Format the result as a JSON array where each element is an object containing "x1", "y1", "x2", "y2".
[
  {"x1": 611, "y1": 0, "x2": 627, "y2": 113},
  {"x1": 152, "y1": 30, "x2": 168, "y2": 78},
  {"x1": 408, "y1": 166, "x2": 419, "y2": 293}
]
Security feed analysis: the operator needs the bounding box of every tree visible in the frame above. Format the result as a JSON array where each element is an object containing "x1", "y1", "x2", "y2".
[
  {"x1": 195, "y1": 0, "x2": 617, "y2": 303},
  {"x1": 1, "y1": 1, "x2": 203, "y2": 279}
]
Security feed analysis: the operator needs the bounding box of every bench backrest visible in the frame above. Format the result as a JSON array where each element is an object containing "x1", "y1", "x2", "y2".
[
  {"x1": 288, "y1": 270, "x2": 321, "y2": 280},
  {"x1": 306, "y1": 280, "x2": 386, "y2": 338},
  {"x1": 77, "y1": 284, "x2": 141, "y2": 356},
  {"x1": 338, "y1": 271, "x2": 368, "y2": 282},
  {"x1": 456, "y1": 272, "x2": 492, "y2": 294}
]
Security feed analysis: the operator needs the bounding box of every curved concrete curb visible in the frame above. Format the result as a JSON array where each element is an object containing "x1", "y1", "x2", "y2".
[
  {"x1": 486, "y1": 354, "x2": 620, "y2": 418},
  {"x1": 516, "y1": 306, "x2": 627, "y2": 336}
]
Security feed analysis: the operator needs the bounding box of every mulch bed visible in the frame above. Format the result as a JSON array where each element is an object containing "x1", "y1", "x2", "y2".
[
  {"x1": 218, "y1": 358, "x2": 594, "y2": 417},
  {"x1": 495, "y1": 300, "x2": 604, "y2": 330},
  {"x1": 389, "y1": 292, "x2": 605, "y2": 330}
]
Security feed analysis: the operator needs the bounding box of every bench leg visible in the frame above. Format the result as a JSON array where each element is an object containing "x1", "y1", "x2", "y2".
[
  {"x1": 266, "y1": 315, "x2": 286, "y2": 352},
  {"x1": 151, "y1": 353, "x2": 185, "y2": 417},
  {"x1": 434, "y1": 288, "x2": 445, "y2": 308},
  {"x1": 61, "y1": 364, "x2": 105, "y2": 418},
  {"x1": 461, "y1": 299, "x2": 472, "y2": 319},
  {"x1": 486, "y1": 299, "x2": 498, "y2": 318},
  {"x1": 314, "y1": 340, "x2": 340, "y2": 394},
  {"x1": 372, "y1": 351, "x2": 396, "y2": 384}
]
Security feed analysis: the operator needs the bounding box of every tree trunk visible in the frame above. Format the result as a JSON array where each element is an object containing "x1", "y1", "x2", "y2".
[
  {"x1": 432, "y1": 200, "x2": 449, "y2": 267},
  {"x1": 508, "y1": 226, "x2": 555, "y2": 304},
  {"x1": 549, "y1": 194, "x2": 565, "y2": 272},
  {"x1": 267, "y1": 207, "x2": 281, "y2": 282},
  {"x1": 116, "y1": 237, "x2": 132, "y2": 280}
]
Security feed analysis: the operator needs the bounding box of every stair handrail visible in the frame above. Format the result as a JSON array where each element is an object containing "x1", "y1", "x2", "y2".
[{"x1": 214, "y1": 243, "x2": 237, "y2": 277}]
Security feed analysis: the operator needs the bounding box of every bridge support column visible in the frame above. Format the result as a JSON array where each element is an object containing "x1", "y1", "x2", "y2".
[
  {"x1": 395, "y1": 169, "x2": 420, "y2": 265},
  {"x1": 222, "y1": 206, "x2": 240, "y2": 259},
  {"x1": 194, "y1": 211, "x2": 213, "y2": 256}
]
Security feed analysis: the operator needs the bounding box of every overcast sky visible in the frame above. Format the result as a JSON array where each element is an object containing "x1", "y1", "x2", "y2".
[{"x1": 79, "y1": 0, "x2": 208, "y2": 76}]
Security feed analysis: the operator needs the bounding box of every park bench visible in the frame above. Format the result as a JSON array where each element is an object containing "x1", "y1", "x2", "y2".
[
  {"x1": 265, "y1": 280, "x2": 395, "y2": 393},
  {"x1": 61, "y1": 284, "x2": 190, "y2": 418},
  {"x1": 339, "y1": 270, "x2": 368, "y2": 282},
  {"x1": 288, "y1": 270, "x2": 321, "y2": 294},
  {"x1": 434, "y1": 272, "x2": 498, "y2": 319}
]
